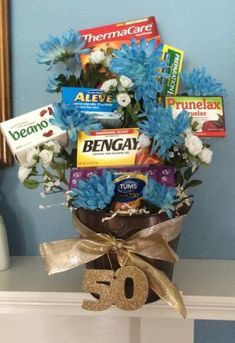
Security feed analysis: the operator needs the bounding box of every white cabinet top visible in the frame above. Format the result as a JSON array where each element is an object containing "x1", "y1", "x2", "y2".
[{"x1": 0, "y1": 257, "x2": 235, "y2": 320}]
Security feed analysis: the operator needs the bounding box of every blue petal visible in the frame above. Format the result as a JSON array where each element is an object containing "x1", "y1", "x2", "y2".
[
  {"x1": 50, "y1": 102, "x2": 102, "y2": 142},
  {"x1": 37, "y1": 29, "x2": 90, "y2": 69},
  {"x1": 71, "y1": 170, "x2": 115, "y2": 210},
  {"x1": 180, "y1": 67, "x2": 227, "y2": 96},
  {"x1": 109, "y1": 38, "x2": 168, "y2": 104},
  {"x1": 138, "y1": 106, "x2": 190, "y2": 158}
]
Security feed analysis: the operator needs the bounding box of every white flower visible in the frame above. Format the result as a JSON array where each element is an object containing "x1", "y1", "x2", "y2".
[
  {"x1": 176, "y1": 185, "x2": 186, "y2": 199},
  {"x1": 18, "y1": 164, "x2": 32, "y2": 183},
  {"x1": 26, "y1": 147, "x2": 39, "y2": 167},
  {"x1": 90, "y1": 49, "x2": 105, "y2": 64},
  {"x1": 185, "y1": 135, "x2": 203, "y2": 156},
  {"x1": 176, "y1": 186, "x2": 192, "y2": 207},
  {"x1": 169, "y1": 151, "x2": 174, "y2": 158},
  {"x1": 184, "y1": 127, "x2": 192, "y2": 136},
  {"x1": 138, "y1": 134, "x2": 151, "y2": 148},
  {"x1": 117, "y1": 85, "x2": 125, "y2": 92},
  {"x1": 44, "y1": 181, "x2": 54, "y2": 192},
  {"x1": 102, "y1": 55, "x2": 112, "y2": 67},
  {"x1": 54, "y1": 179, "x2": 60, "y2": 187},
  {"x1": 100, "y1": 79, "x2": 118, "y2": 92},
  {"x1": 173, "y1": 146, "x2": 179, "y2": 152},
  {"x1": 199, "y1": 147, "x2": 213, "y2": 164},
  {"x1": 116, "y1": 93, "x2": 131, "y2": 107},
  {"x1": 45, "y1": 140, "x2": 61, "y2": 154},
  {"x1": 192, "y1": 118, "x2": 203, "y2": 130},
  {"x1": 119, "y1": 75, "x2": 133, "y2": 89},
  {"x1": 39, "y1": 149, "x2": 53, "y2": 166}
]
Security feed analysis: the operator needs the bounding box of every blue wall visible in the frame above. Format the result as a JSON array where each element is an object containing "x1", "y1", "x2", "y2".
[{"x1": 195, "y1": 321, "x2": 235, "y2": 343}]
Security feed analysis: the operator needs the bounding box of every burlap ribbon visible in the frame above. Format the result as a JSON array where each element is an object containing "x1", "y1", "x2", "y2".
[{"x1": 40, "y1": 212, "x2": 187, "y2": 318}]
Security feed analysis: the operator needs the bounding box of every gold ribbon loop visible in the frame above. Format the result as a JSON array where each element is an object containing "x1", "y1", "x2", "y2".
[
  {"x1": 40, "y1": 212, "x2": 187, "y2": 317},
  {"x1": 120, "y1": 252, "x2": 186, "y2": 318}
]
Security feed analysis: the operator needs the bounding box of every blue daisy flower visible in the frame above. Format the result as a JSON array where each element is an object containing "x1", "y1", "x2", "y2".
[
  {"x1": 47, "y1": 74, "x2": 60, "y2": 93},
  {"x1": 46, "y1": 70, "x2": 71, "y2": 93},
  {"x1": 143, "y1": 179, "x2": 176, "y2": 218},
  {"x1": 138, "y1": 106, "x2": 190, "y2": 158},
  {"x1": 37, "y1": 29, "x2": 90, "y2": 70},
  {"x1": 181, "y1": 67, "x2": 227, "y2": 96},
  {"x1": 50, "y1": 102, "x2": 102, "y2": 142},
  {"x1": 110, "y1": 38, "x2": 168, "y2": 105},
  {"x1": 70, "y1": 171, "x2": 115, "y2": 210}
]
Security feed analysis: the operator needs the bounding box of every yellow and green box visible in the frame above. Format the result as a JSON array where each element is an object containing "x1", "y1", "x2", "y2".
[{"x1": 162, "y1": 44, "x2": 184, "y2": 96}]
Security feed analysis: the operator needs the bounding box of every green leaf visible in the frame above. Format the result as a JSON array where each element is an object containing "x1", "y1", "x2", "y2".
[
  {"x1": 133, "y1": 100, "x2": 141, "y2": 115},
  {"x1": 175, "y1": 170, "x2": 184, "y2": 186},
  {"x1": 56, "y1": 74, "x2": 67, "y2": 83},
  {"x1": 70, "y1": 149, "x2": 77, "y2": 167},
  {"x1": 23, "y1": 179, "x2": 40, "y2": 190},
  {"x1": 42, "y1": 169, "x2": 50, "y2": 177},
  {"x1": 184, "y1": 179, "x2": 202, "y2": 189},
  {"x1": 184, "y1": 165, "x2": 199, "y2": 181},
  {"x1": 184, "y1": 167, "x2": 193, "y2": 181},
  {"x1": 80, "y1": 62, "x2": 109, "y2": 88},
  {"x1": 106, "y1": 47, "x2": 113, "y2": 55},
  {"x1": 192, "y1": 120, "x2": 200, "y2": 131},
  {"x1": 54, "y1": 161, "x2": 69, "y2": 169}
]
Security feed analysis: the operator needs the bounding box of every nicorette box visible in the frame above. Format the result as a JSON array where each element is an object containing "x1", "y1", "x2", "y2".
[
  {"x1": 165, "y1": 96, "x2": 226, "y2": 138},
  {"x1": 80, "y1": 16, "x2": 161, "y2": 67},
  {"x1": 0, "y1": 105, "x2": 67, "y2": 164}
]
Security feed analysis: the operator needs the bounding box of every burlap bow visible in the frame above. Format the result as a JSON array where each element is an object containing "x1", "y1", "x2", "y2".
[{"x1": 40, "y1": 212, "x2": 187, "y2": 318}]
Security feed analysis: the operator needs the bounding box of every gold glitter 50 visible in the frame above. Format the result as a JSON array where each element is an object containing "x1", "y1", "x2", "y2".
[{"x1": 82, "y1": 266, "x2": 149, "y2": 311}]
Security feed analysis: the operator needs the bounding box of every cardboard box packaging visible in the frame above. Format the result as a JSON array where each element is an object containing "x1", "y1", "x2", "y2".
[
  {"x1": 165, "y1": 96, "x2": 226, "y2": 137},
  {"x1": 0, "y1": 105, "x2": 67, "y2": 164}
]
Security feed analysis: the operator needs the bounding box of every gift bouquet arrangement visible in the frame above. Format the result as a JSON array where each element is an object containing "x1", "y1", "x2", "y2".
[{"x1": 0, "y1": 17, "x2": 226, "y2": 316}]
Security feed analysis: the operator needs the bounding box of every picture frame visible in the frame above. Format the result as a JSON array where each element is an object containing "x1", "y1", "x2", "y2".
[{"x1": 0, "y1": 0, "x2": 12, "y2": 167}]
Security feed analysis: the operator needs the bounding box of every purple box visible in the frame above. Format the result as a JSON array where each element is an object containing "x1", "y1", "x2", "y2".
[{"x1": 69, "y1": 165, "x2": 175, "y2": 189}]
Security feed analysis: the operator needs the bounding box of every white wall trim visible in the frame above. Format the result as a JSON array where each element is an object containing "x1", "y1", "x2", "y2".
[
  {"x1": 0, "y1": 292, "x2": 235, "y2": 320},
  {"x1": 0, "y1": 257, "x2": 235, "y2": 320}
]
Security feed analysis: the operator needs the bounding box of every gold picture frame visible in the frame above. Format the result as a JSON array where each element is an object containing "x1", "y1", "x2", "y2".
[{"x1": 0, "y1": 0, "x2": 12, "y2": 166}]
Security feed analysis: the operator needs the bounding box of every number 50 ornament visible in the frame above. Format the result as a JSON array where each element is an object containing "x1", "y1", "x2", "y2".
[{"x1": 82, "y1": 266, "x2": 149, "y2": 311}]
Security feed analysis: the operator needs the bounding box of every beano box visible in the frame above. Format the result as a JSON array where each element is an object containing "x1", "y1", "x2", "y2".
[
  {"x1": 0, "y1": 105, "x2": 67, "y2": 164},
  {"x1": 80, "y1": 16, "x2": 161, "y2": 67}
]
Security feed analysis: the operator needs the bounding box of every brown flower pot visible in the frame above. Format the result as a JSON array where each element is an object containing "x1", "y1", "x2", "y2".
[{"x1": 75, "y1": 208, "x2": 180, "y2": 304}]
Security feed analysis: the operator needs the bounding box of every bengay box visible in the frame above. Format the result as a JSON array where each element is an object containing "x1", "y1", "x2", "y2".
[
  {"x1": 77, "y1": 128, "x2": 139, "y2": 167},
  {"x1": 80, "y1": 16, "x2": 161, "y2": 67},
  {"x1": 76, "y1": 128, "x2": 162, "y2": 168},
  {"x1": 0, "y1": 105, "x2": 67, "y2": 164},
  {"x1": 62, "y1": 87, "x2": 122, "y2": 128},
  {"x1": 165, "y1": 96, "x2": 226, "y2": 138}
]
